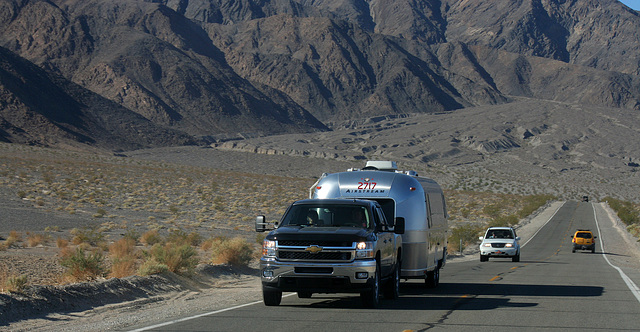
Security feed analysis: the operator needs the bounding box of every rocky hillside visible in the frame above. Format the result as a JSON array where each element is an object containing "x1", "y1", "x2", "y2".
[{"x1": 0, "y1": 0, "x2": 639, "y2": 150}]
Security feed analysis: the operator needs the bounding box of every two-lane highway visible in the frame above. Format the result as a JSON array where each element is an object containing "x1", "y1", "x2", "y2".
[{"x1": 132, "y1": 201, "x2": 640, "y2": 331}]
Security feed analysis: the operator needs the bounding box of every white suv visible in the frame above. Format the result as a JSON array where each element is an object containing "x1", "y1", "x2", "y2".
[{"x1": 479, "y1": 227, "x2": 521, "y2": 262}]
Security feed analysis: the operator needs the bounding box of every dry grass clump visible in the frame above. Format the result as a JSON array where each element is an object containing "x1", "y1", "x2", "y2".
[
  {"x1": 140, "y1": 230, "x2": 163, "y2": 246},
  {"x1": 70, "y1": 227, "x2": 105, "y2": 247},
  {"x1": 140, "y1": 242, "x2": 198, "y2": 275},
  {"x1": 0, "y1": 265, "x2": 28, "y2": 293},
  {"x1": 26, "y1": 232, "x2": 49, "y2": 247},
  {"x1": 209, "y1": 236, "x2": 255, "y2": 266},
  {"x1": 4, "y1": 231, "x2": 23, "y2": 248},
  {"x1": 109, "y1": 238, "x2": 138, "y2": 278}
]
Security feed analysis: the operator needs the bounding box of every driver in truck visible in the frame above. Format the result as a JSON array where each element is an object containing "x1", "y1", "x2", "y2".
[{"x1": 351, "y1": 208, "x2": 368, "y2": 228}]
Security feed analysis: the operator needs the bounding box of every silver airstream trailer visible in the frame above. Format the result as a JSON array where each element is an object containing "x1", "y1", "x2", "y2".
[{"x1": 310, "y1": 161, "x2": 448, "y2": 286}]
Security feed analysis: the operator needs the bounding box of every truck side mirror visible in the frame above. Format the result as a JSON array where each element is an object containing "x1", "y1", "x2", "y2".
[
  {"x1": 256, "y1": 215, "x2": 269, "y2": 232},
  {"x1": 394, "y1": 217, "x2": 405, "y2": 235}
]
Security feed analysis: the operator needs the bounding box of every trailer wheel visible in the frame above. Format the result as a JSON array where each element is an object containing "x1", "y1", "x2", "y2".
[
  {"x1": 263, "y1": 288, "x2": 282, "y2": 306},
  {"x1": 361, "y1": 262, "x2": 381, "y2": 308},
  {"x1": 425, "y1": 267, "x2": 439, "y2": 288}
]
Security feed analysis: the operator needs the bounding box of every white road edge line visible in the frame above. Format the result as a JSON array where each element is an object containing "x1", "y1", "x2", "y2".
[
  {"x1": 593, "y1": 203, "x2": 640, "y2": 304},
  {"x1": 128, "y1": 293, "x2": 297, "y2": 331}
]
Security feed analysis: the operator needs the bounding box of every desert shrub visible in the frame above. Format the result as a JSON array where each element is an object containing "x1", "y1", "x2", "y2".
[
  {"x1": 210, "y1": 236, "x2": 254, "y2": 267},
  {"x1": 109, "y1": 237, "x2": 136, "y2": 258},
  {"x1": 70, "y1": 226, "x2": 104, "y2": 246},
  {"x1": 60, "y1": 247, "x2": 106, "y2": 281},
  {"x1": 482, "y1": 204, "x2": 501, "y2": 219},
  {"x1": 448, "y1": 224, "x2": 484, "y2": 253},
  {"x1": 110, "y1": 258, "x2": 136, "y2": 278},
  {"x1": 488, "y1": 214, "x2": 519, "y2": 228},
  {"x1": 26, "y1": 232, "x2": 48, "y2": 247},
  {"x1": 139, "y1": 230, "x2": 163, "y2": 246},
  {"x1": 137, "y1": 260, "x2": 169, "y2": 276},
  {"x1": 144, "y1": 242, "x2": 198, "y2": 274},
  {"x1": 109, "y1": 237, "x2": 138, "y2": 278},
  {"x1": 123, "y1": 229, "x2": 140, "y2": 243},
  {"x1": 166, "y1": 229, "x2": 201, "y2": 246},
  {"x1": 518, "y1": 194, "x2": 556, "y2": 218},
  {"x1": 4, "y1": 275, "x2": 28, "y2": 293},
  {"x1": 604, "y1": 197, "x2": 640, "y2": 226},
  {"x1": 627, "y1": 223, "x2": 640, "y2": 238},
  {"x1": 5, "y1": 231, "x2": 23, "y2": 248},
  {"x1": 57, "y1": 238, "x2": 69, "y2": 249}
]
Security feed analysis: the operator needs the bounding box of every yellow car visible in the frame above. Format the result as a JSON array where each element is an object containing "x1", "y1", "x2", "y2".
[{"x1": 571, "y1": 229, "x2": 597, "y2": 253}]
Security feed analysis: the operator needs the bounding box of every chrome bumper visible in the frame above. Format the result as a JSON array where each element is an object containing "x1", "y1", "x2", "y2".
[{"x1": 260, "y1": 257, "x2": 377, "y2": 292}]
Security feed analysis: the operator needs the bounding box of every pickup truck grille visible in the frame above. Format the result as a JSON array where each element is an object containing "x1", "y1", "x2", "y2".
[
  {"x1": 278, "y1": 251, "x2": 352, "y2": 261},
  {"x1": 276, "y1": 240, "x2": 355, "y2": 262},
  {"x1": 491, "y1": 243, "x2": 506, "y2": 248},
  {"x1": 278, "y1": 240, "x2": 353, "y2": 247}
]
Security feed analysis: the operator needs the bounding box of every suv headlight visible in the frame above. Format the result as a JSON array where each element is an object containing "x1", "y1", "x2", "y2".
[
  {"x1": 482, "y1": 243, "x2": 492, "y2": 247},
  {"x1": 356, "y1": 241, "x2": 374, "y2": 259},
  {"x1": 505, "y1": 243, "x2": 514, "y2": 248},
  {"x1": 262, "y1": 239, "x2": 276, "y2": 257}
]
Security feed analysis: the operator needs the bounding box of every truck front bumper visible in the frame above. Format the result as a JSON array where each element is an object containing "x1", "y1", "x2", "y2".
[{"x1": 260, "y1": 257, "x2": 377, "y2": 293}]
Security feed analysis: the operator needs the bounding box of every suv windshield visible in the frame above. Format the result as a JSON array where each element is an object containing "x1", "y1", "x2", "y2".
[
  {"x1": 485, "y1": 229, "x2": 514, "y2": 239},
  {"x1": 281, "y1": 204, "x2": 372, "y2": 229}
]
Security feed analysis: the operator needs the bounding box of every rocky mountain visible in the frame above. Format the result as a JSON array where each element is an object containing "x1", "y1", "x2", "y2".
[
  {"x1": 0, "y1": 0, "x2": 639, "y2": 151},
  {"x1": 0, "y1": 45, "x2": 194, "y2": 150}
]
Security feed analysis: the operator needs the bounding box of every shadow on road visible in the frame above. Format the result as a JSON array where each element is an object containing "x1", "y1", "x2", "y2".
[{"x1": 282, "y1": 282, "x2": 603, "y2": 310}]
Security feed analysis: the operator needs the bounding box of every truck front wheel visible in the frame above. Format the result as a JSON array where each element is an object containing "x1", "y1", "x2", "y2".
[
  {"x1": 361, "y1": 263, "x2": 380, "y2": 308},
  {"x1": 384, "y1": 259, "x2": 401, "y2": 299},
  {"x1": 263, "y1": 287, "x2": 282, "y2": 306}
]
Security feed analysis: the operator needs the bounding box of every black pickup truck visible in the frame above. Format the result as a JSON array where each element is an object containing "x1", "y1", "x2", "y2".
[{"x1": 256, "y1": 198, "x2": 404, "y2": 308}]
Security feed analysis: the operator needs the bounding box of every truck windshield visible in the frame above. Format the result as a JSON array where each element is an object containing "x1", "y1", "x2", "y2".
[{"x1": 281, "y1": 204, "x2": 372, "y2": 229}]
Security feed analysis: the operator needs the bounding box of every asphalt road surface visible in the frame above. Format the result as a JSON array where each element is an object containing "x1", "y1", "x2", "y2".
[{"x1": 131, "y1": 201, "x2": 640, "y2": 331}]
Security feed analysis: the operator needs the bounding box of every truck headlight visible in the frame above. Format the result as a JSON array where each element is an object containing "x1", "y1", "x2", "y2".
[
  {"x1": 505, "y1": 243, "x2": 513, "y2": 248},
  {"x1": 482, "y1": 243, "x2": 492, "y2": 247},
  {"x1": 356, "y1": 241, "x2": 374, "y2": 259},
  {"x1": 263, "y1": 239, "x2": 276, "y2": 257}
]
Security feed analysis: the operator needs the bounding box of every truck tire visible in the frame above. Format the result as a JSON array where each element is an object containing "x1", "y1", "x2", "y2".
[
  {"x1": 263, "y1": 288, "x2": 282, "y2": 306},
  {"x1": 361, "y1": 263, "x2": 380, "y2": 308},
  {"x1": 480, "y1": 254, "x2": 488, "y2": 262},
  {"x1": 425, "y1": 267, "x2": 439, "y2": 288},
  {"x1": 384, "y1": 260, "x2": 401, "y2": 299},
  {"x1": 512, "y1": 253, "x2": 520, "y2": 262}
]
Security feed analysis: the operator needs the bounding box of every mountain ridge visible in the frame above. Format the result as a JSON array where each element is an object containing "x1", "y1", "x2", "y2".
[{"x1": 0, "y1": 0, "x2": 639, "y2": 152}]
